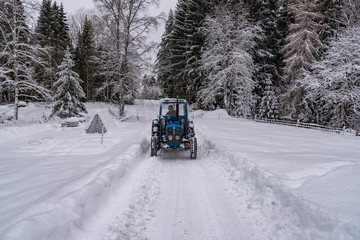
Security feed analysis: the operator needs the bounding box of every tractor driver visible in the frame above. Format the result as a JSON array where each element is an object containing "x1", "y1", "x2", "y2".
[{"x1": 166, "y1": 105, "x2": 176, "y2": 116}]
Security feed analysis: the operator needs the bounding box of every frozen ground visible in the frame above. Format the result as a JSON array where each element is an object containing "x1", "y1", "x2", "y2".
[{"x1": 0, "y1": 101, "x2": 359, "y2": 240}]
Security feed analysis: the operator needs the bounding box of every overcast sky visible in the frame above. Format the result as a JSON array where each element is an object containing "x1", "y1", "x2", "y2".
[{"x1": 51, "y1": 0, "x2": 178, "y2": 43}]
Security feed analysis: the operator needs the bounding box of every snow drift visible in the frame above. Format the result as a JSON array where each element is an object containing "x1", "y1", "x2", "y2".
[
  {"x1": 198, "y1": 128, "x2": 360, "y2": 240},
  {"x1": 3, "y1": 140, "x2": 149, "y2": 240}
]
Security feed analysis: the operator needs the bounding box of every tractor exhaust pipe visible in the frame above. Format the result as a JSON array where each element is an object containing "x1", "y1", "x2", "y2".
[{"x1": 176, "y1": 97, "x2": 179, "y2": 122}]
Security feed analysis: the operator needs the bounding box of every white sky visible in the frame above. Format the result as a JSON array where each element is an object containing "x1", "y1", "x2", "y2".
[{"x1": 52, "y1": 0, "x2": 178, "y2": 43}]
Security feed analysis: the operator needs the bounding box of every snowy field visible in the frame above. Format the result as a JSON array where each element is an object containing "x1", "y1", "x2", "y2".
[{"x1": 0, "y1": 101, "x2": 359, "y2": 240}]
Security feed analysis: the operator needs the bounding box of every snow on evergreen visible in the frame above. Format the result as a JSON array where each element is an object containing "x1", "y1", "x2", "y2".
[
  {"x1": 197, "y1": 4, "x2": 259, "y2": 117},
  {"x1": 302, "y1": 24, "x2": 360, "y2": 130},
  {"x1": 259, "y1": 84, "x2": 280, "y2": 119},
  {"x1": 51, "y1": 49, "x2": 87, "y2": 119},
  {"x1": 281, "y1": 0, "x2": 325, "y2": 120}
]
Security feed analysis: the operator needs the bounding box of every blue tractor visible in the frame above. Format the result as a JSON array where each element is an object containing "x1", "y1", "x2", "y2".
[{"x1": 151, "y1": 98, "x2": 197, "y2": 159}]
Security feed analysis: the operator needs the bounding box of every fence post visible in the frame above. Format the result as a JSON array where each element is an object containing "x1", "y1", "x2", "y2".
[{"x1": 101, "y1": 125, "x2": 104, "y2": 144}]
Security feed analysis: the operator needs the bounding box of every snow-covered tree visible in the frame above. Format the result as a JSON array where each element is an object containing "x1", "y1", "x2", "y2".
[
  {"x1": 259, "y1": 84, "x2": 279, "y2": 119},
  {"x1": 162, "y1": 0, "x2": 211, "y2": 102},
  {"x1": 95, "y1": 0, "x2": 164, "y2": 117},
  {"x1": 0, "y1": 0, "x2": 51, "y2": 120},
  {"x1": 140, "y1": 74, "x2": 162, "y2": 100},
  {"x1": 302, "y1": 24, "x2": 360, "y2": 130},
  {"x1": 165, "y1": 0, "x2": 188, "y2": 99},
  {"x1": 156, "y1": 9, "x2": 174, "y2": 98},
  {"x1": 281, "y1": 0, "x2": 325, "y2": 120},
  {"x1": 198, "y1": 4, "x2": 259, "y2": 117},
  {"x1": 51, "y1": 49, "x2": 87, "y2": 119},
  {"x1": 244, "y1": 0, "x2": 285, "y2": 117},
  {"x1": 182, "y1": 0, "x2": 211, "y2": 103}
]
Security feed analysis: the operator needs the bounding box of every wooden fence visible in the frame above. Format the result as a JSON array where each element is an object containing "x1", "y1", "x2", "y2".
[{"x1": 254, "y1": 117, "x2": 359, "y2": 136}]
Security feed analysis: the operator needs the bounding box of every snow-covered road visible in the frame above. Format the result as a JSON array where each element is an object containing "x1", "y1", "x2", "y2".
[
  {"x1": 0, "y1": 101, "x2": 359, "y2": 240},
  {"x1": 146, "y1": 151, "x2": 251, "y2": 240},
  {"x1": 72, "y1": 143, "x2": 255, "y2": 240}
]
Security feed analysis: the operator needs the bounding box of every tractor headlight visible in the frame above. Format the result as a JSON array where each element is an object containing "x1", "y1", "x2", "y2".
[
  {"x1": 168, "y1": 135, "x2": 173, "y2": 141},
  {"x1": 175, "y1": 135, "x2": 180, "y2": 141}
]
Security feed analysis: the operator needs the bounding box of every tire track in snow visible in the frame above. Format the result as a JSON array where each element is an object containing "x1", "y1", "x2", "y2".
[{"x1": 144, "y1": 149, "x2": 252, "y2": 240}]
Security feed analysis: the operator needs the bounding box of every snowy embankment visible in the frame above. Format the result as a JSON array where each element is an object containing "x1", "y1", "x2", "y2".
[
  {"x1": 1, "y1": 101, "x2": 359, "y2": 240},
  {"x1": 195, "y1": 109, "x2": 360, "y2": 239},
  {"x1": 0, "y1": 101, "x2": 158, "y2": 240}
]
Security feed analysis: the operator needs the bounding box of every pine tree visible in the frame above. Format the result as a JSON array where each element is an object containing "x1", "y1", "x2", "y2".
[
  {"x1": 281, "y1": 0, "x2": 325, "y2": 120},
  {"x1": 0, "y1": 0, "x2": 51, "y2": 120},
  {"x1": 51, "y1": 49, "x2": 87, "y2": 119}
]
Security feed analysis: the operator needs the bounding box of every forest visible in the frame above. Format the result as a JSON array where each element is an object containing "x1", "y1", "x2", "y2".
[{"x1": 1, "y1": 0, "x2": 360, "y2": 130}]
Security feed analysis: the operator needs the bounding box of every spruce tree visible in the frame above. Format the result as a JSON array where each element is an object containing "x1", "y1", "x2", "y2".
[
  {"x1": 156, "y1": 10, "x2": 174, "y2": 98},
  {"x1": 51, "y1": 49, "x2": 87, "y2": 119},
  {"x1": 74, "y1": 16, "x2": 95, "y2": 100},
  {"x1": 281, "y1": 0, "x2": 325, "y2": 120},
  {"x1": 167, "y1": 0, "x2": 188, "y2": 99},
  {"x1": 165, "y1": 0, "x2": 212, "y2": 102},
  {"x1": 35, "y1": 0, "x2": 71, "y2": 91},
  {"x1": 182, "y1": 0, "x2": 211, "y2": 103},
  {"x1": 244, "y1": 0, "x2": 284, "y2": 117},
  {"x1": 56, "y1": 3, "x2": 71, "y2": 50}
]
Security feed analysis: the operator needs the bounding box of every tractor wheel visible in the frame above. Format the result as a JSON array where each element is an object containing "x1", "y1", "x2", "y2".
[
  {"x1": 151, "y1": 136, "x2": 158, "y2": 157},
  {"x1": 190, "y1": 137, "x2": 197, "y2": 159}
]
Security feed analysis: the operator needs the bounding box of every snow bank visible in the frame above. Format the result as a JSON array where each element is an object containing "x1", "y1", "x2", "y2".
[
  {"x1": 103, "y1": 159, "x2": 160, "y2": 240},
  {"x1": 200, "y1": 109, "x2": 232, "y2": 120},
  {"x1": 0, "y1": 123, "x2": 56, "y2": 143},
  {"x1": 3, "y1": 139, "x2": 149, "y2": 240},
  {"x1": 198, "y1": 130, "x2": 360, "y2": 240}
]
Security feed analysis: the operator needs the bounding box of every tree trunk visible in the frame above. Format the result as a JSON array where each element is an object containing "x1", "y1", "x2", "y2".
[
  {"x1": 15, "y1": 85, "x2": 19, "y2": 121},
  {"x1": 223, "y1": 79, "x2": 227, "y2": 111}
]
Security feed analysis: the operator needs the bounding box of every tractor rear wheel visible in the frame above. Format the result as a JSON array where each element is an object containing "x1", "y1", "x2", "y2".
[
  {"x1": 190, "y1": 137, "x2": 197, "y2": 159},
  {"x1": 151, "y1": 136, "x2": 158, "y2": 157}
]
